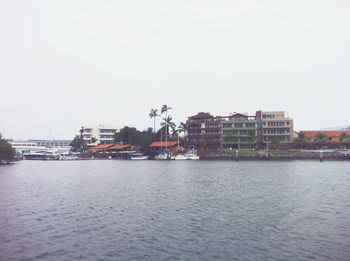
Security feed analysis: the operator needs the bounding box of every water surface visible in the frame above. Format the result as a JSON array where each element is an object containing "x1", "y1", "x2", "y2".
[{"x1": 1, "y1": 160, "x2": 350, "y2": 260}]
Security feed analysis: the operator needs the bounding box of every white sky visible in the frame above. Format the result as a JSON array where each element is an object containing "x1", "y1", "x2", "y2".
[{"x1": 1, "y1": 0, "x2": 349, "y2": 139}]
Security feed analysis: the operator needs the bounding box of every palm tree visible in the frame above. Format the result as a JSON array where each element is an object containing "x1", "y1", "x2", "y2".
[
  {"x1": 79, "y1": 126, "x2": 84, "y2": 138},
  {"x1": 89, "y1": 137, "x2": 97, "y2": 145},
  {"x1": 161, "y1": 105, "x2": 172, "y2": 146},
  {"x1": 297, "y1": 131, "x2": 306, "y2": 150},
  {"x1": 161, "y1": 116, "x2": 177, "y2": 139},
  {"x1": 178, "y1": 122, "x2": 188, "y2": 135},
  {"x1": 149, "y1": 109, "x2": 160, "y2": 134}
]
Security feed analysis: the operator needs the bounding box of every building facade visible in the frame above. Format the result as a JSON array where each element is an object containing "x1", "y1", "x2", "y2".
[
  {"x1": 221, "y1": 113, "x2": 258, "y2": 150},
  {"x1": 187, "y1": 112, "x2": 221, "y2": 150},
  {"x1": 82, "y1": 124, "x2": 118, "y2": 145},
  {"x1": 187, "y1": 110, "x2": 293, "y2": 151},
  {"x1": 256, "y1": 111, "x2": 293, "y2": 143},
  {"x1": 9, "y1": 139, "x2": 72, "y2": 154}
]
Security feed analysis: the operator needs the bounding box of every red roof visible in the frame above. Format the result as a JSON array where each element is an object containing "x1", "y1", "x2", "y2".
[
  {"x1": 107, "y1": 145, "x2": 130, "y2": 150},
  {"x1": 150, "y1": 141, "x2": 178, "y2": 147},
  {"x1": 302, "y1": 130, "x2": 350, "y2": 138},
  {"x1": 93, "y1": 144, "x2": 114, "y2": 149}
]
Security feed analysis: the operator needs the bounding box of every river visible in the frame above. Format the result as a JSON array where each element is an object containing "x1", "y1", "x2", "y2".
[{"x1": 1, "y1": 160, "x2": 349, "y2": 260}]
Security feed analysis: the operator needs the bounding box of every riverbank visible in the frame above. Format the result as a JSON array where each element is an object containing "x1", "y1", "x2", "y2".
[{"x1": 203, "y1": 149, "x2": 350, "y2": 161}]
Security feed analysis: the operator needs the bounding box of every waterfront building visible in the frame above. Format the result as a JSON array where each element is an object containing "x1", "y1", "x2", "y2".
[
  {"x1": 9, "y1": 139, "x2": 72, "y2": 154},
  {"x1": 255, "y1": 111, "x2": 293, "y2": 143},
  {"x1": 300, "y1": 130, "x2": 350, "y2": 143},
  {"x1": 82, "y1": 124, "x2": 118, "y2": 145},
  {"x1": 187, "y1": 112, "x2": 221, "y2": 150},
  {"x1": 220, "y1": 113, "x2": 258, "y2": 150}
]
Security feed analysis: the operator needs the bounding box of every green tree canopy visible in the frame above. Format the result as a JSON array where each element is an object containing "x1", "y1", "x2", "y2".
[{"x1": 0, "y1": 133, "x2": 15, "y2": 162}]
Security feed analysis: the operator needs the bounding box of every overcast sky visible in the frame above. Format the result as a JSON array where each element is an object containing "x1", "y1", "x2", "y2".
[{"x1": 1, "y1": 0, "x2": 349, "y2": 140}]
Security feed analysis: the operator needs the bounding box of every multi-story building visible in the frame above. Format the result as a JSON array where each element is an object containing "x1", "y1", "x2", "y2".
[
  {"x1": 187, "y1": 112, "x2": 221, "y2": 150},
  {"x1": 82, "y1": 124, "x2": 118, "y2": 145},
  {"x1": 221, "y1": 113, "x2": 258, "y2": 150},
  {"x1": 256, "y1": 111, "x2": 293, "y2": 143}
]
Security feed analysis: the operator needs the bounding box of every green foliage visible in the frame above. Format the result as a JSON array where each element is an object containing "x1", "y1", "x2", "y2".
[
  {"x1": 149, "y1": 108, "x2": 160, "y2": 133},
  {"x1": 160, "y1": 116, "x2": 177, "y2": 138},
  {"x1": 314, "y1": 132, "x2": 327, "y2": 143},
  {"x1": 339, "y1": 132, "x2": 348, "y2": 143},
  {"x1": 89, "y1": 137, "x2": 97, "y2": 144},
  {"x1": 114, "y1": 126, "x2": 155, "y2": 150},
  {"x1": 0, "y1": 133, "x2": 15, "y2": 162},
  {"x1": 70, "y1": 134, "x2": 87, "y2": 152}
]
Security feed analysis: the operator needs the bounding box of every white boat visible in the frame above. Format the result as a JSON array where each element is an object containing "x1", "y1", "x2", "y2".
[
  {"x1": 174, "y1": 154, "x2": 187, "y2": 160},
  {"x1": 131, "y1": 153, "x2": 149, "y2": 160},
  {"x1": 23, "y1": 150, "x2": 60, "y2": 160},
  {"x1": 155, "y1": 153, "x2": 170, "y2": 160},
  {"x1": 186, "y1": 149, "x2": 200, "y2": 160}
]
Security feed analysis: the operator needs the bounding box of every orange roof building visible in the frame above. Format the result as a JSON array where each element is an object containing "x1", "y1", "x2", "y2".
[
  {"x1": 149, "y1": 141, "x2": 178, "y2": 147},
  {"x1": 301, "y1": 130, "x2": 350, "y2": 143},
  {"x1": 106, "y1": 145, "x2": 131, "y2": 151},
  {"x1": 89, "y1": 144, "x2": 114, "y2": 153}
]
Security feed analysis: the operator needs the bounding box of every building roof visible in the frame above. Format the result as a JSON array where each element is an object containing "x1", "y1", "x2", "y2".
[
  {"x1": 107, "y1": 145, "x2": 130, "y2": 150},
  {"x1": 150, "y1": 141, "x2": 178, "y2": 147},
  {"x1": 302, "y1": 130, "x2": 350, "y2": 138},
  {"x1": 93, "y1": 144, "x2": 114, "y2": 149},
  {"x1": 188, "y1": 112, "x2": 214, "y2": 119}
]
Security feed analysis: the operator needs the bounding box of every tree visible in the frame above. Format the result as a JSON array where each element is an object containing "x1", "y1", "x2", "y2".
[
  {"x1": 89, "y1": 137, "x2": 97, "y2": 144},
  {"x1": 271, "y1": 137, "x2": 281, "y2": 150},
  {"x1": 79, "y1": 126, "x2": 84, "y2": 138},
  {"x1": 113, "y1": 126, "x2": 154, "y2": 151},
  {"x1": 339, "y1": 133, "x2": 348, "y2": 143},
  {"x1": 0, "y1": 133, "x2": 15, "y2": 163},
  {"x1": 178, "y1": 122, "x2": 188, "y2": 135},
  {"x1": 314, "y1": 132, "x2": 327, "y2": 143},
  {"x1": 161, "y1": 116, "x2": 177, "y2": 139},
  {"x1": 149, "y1": 109, "x2": 160, "y2": 134},
  {"x1": 70, "y1": 135, "x2": 87, "y2": 152},
  {"x1": 70, "y1": 127, "x2": 87, "y2": 152},
  {"x1": 161, "y1": 105, "x2": 172, "y2": 144},
  {"x1": 297, "y1": 131, "x2": 306, "y2": 150}
]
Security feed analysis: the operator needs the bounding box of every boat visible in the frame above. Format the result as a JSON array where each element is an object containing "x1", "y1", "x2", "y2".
[
  {"x1": 59, "y1": 155, "x2": 79, "y2": 161},
  {"x1": 130, "y1": 153, "x2": 149, "y2": 160},
  {"x1": 174, "y1": 154, "x2": 187, "y2": 160},
  {"x1": 23, "y1": 150, "x2": 60, "y2": 160},
  {"x1": 186, "y1": 148, "x2": 200, "y2": 160},
  {"x1": 155, "y1": 153, "x2": 170, "y2": 160}
]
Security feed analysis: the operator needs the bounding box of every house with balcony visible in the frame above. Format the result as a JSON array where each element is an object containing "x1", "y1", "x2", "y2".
[
  {"x1": 220, "y1": 113, "x2": 258, "y2": 150},
  {"x1": 187, "y1": 112, "x2": 221, "y2": 150},
  {"x1": 82, "y1": 124, "x2": 118, "y2": 145},
  {"x1": 256, "y1": 111, "x2": 293, "y2": 144}
]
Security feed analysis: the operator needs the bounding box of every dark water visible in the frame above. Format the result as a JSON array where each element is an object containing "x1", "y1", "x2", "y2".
[{"x1": 1, "y1": 160, "x2": 350, "y2": 261}]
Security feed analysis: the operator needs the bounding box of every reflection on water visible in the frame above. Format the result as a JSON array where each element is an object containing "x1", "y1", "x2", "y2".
[{"x1": 1, "y1": 161, "x2": 350, "y2": 260}]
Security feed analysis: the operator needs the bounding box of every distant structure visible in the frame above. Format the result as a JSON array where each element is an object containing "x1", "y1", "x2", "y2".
[
  {"x1": 8, "y1": 139, "x2": 72, "y2": 154},
  {"x1": 322, "y1": 126, "x2": 350, "y2": 131},
  {"x1": 82, "y1": 124, "x2": 118, "y2": 145}
]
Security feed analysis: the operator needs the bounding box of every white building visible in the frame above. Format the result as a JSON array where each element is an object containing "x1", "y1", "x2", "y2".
[
  {"x1": 9, "y1": 139, "x2": 72, "y2": 154},
  {"x1": 82, "y1": 124, "x2": 118, "y2": 145}
]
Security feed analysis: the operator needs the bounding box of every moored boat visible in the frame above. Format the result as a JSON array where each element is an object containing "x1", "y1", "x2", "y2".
[
  {"x1": 155, "y1": 153, "x2": 170, "y2": 160},
  {"x1": 130, "y1": 153, "x2": 149, "y2": 160},
  {"x1": 186, "y1": 149, "x2": 200, "y2": 160},
  {"x1": 174, "y1": 154, "x2": 187, "y2": 160}
]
